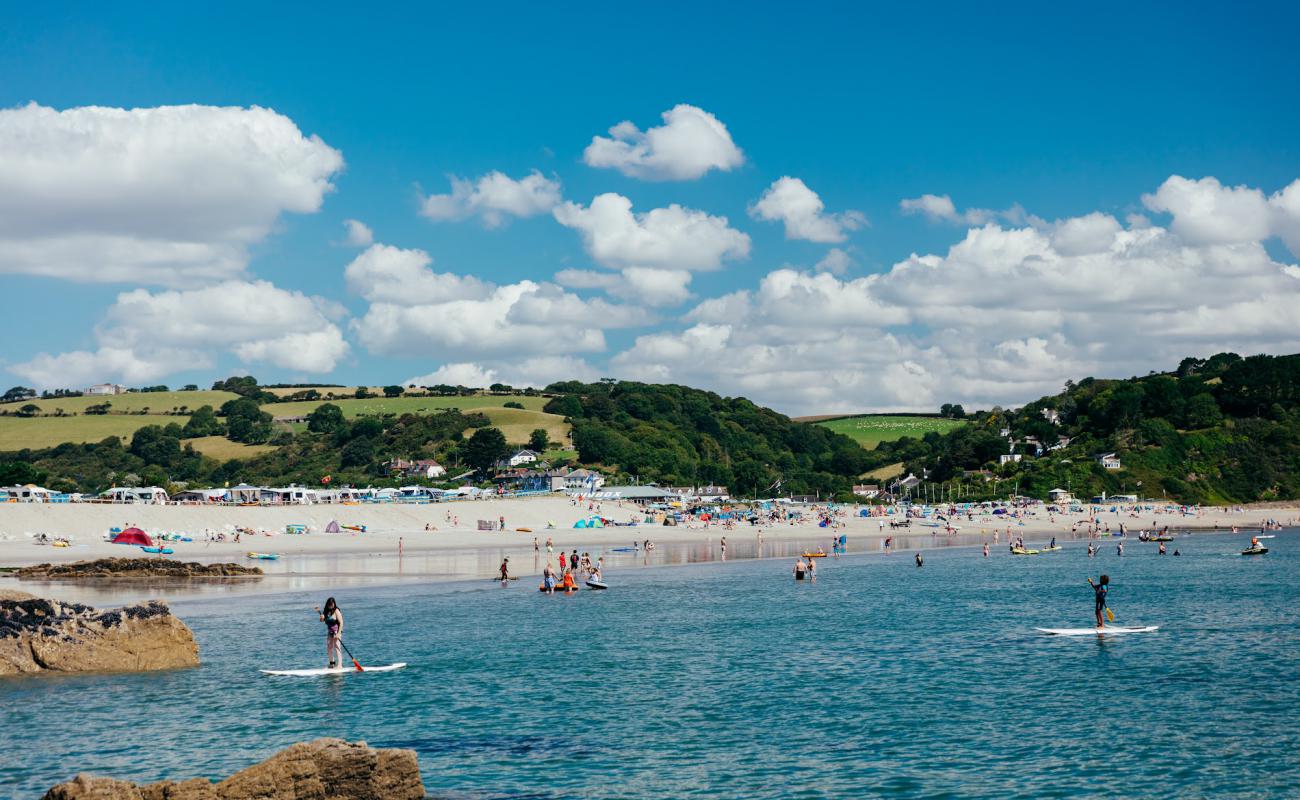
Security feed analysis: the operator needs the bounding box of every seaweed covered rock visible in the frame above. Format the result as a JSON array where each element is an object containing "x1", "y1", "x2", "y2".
[
  {"x1": 16, "y1": 558, "x2": 263, "y2": 580},
  {"x1": 43, "y1": 738, "x2": 426, "y2": 800},
  {"x1": 0, "y1": 596, "x2": 198, "y2": 676}
]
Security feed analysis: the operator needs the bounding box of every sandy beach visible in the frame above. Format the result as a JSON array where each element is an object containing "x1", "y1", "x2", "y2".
[{"x1": 3, "y1": 496, "x2": 1294, "y2": 573}]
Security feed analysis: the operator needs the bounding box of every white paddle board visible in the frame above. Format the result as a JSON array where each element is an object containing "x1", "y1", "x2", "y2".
[
  {"x1": 261, "y1": 662, "x2": 407, "y2": 676},
  {"x1": 1036, "y1": 626, "x2": 1158, "y2": 636}
]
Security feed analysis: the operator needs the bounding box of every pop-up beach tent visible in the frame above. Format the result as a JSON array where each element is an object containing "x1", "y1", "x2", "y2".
[
  {"x1": 325, "y1": 520, "x2": 341, "y2": 533},
  {"x1": 111, "y1": 527, "x2": 153, "y2": 546}
]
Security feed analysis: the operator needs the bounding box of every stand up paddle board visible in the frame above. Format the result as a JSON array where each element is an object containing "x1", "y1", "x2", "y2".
[
  {"x1": 261, "y1": 662, "x2": 406, "y2": 676},
  {"x1": 585, "y1": 579, "x2": 608, "y2": 590},
  {"x1": 1035, "y1": 626, "x2": 1158, "y2": 636}
]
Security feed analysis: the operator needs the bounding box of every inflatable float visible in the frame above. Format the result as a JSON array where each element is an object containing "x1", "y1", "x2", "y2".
[{"x1": 247, "y1": 552, "x2": 280, "y2": 560}]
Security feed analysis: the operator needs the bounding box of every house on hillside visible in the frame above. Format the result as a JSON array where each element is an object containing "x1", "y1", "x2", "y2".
[
  {"x1": 852, "y1": 484, "x2": 880, "y2": 499},
  {"x1": 564, "y1": 468, "x2": 604, "y2": 493},
  {"x1": 507, "y1": 449, "x2": 540, "y2": 467},
  {"x1": 85, "y1": 383, "x2": 127, "y2": 396},
  {"x1": 999, "y1": 453, "x2": 1023, "y2": 465},
  {"x1": 590, "y1": 485, "x2": 678, "y2": 504},
  {"x1": 1042, "y1": 408, "x2": 1061, "y2": 425},
  {"x1": 1097, "y1": 453, "x2": 1123, "y2": 470},
  {"x1": 383, "y1": 458, "x2": 446, "y2": 479}
]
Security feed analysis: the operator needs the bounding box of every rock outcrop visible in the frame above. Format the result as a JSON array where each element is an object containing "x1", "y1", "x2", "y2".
[
  {"x1": 16, "y1": 558, "x2": 263, "y2": 580},
  {"x1": 0, "y1": 596, "x2": 199, "y2": 676},
  {"x1": 43, "y1": 738, "x2": 426, "y2": 800}
]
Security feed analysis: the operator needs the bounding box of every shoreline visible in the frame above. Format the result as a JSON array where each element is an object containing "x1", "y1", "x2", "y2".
[{"x1": 3, "y1": 495, "x2": 1293, "y2": 605}]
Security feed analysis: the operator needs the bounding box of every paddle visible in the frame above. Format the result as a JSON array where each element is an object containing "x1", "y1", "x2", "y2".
[{"x1": 338, "y1": 639, "x2": 364, "y2": 672}]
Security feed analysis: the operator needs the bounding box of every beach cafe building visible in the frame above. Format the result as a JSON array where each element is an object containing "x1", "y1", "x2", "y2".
[{"x1": 590, "y1": 485, "x2": 679, "y2": 505}]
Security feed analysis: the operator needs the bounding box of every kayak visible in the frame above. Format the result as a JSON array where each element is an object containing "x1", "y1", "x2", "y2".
[
  {"x1": 342, "y1": 525, "x2": 367, "y2": 532},
  {"x1": 801, "y1": 553, "x2": 828, "y2": 558},
  {"x1": 247, "y1": 552, "x2": 280, "y2": 560},
  {"x1": 140, "y1": 546, "x2": 174, "y2": 555},
  {"x1": 1242, "y1": 547, "x2": 1268, "y2": 556},
  {"x1": 586, "y1": 579, "x2": 609, "y2": 590},
  {"x1": 1036, "y1": 626, "x2": 1159, "y2": 636},
  {"x1": 1149, "y1": 536, "x2": 1174, "y2": 542},
  {"x1": 609, "y1": 547, "x2": 637, "y2": 552},
  {"x1": 261, "y1": 662, "x2": 407, "y2": 677}
]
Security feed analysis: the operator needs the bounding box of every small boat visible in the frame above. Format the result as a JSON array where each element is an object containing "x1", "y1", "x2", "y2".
[
  {"x1": 585, "y1": 579, "x2": 608, "y2": 590},
  {"x1": 1040, "y1": 546, "x2": 1062, "y2": 552},
  {"x1": 140, "y1": 546, "x2": 174, "y2": 555},
  {"x1": 1241, "y1": 547, "x2": 1268, "y2": 556},
  {"x1": 247, "y1": 552, "x2": 280, "y2": 561},
  {"x1": 1010, "y1": 548, "x2": 1040, "y2": 555},
  {"x1": 801, "y1": 552, "x2": 828, "y2": 558}
]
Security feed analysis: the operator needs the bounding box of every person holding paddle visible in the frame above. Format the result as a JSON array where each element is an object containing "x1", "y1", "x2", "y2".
[
  {"x1": 316, "y1": 597, "x2": 344, "y2": 668},
  {"x1": 1087, "y1": 575, "x2": 1113, "y2": 629},
  {"x1": 499, "y1": 557, "x2": 510, "y2": 583}
]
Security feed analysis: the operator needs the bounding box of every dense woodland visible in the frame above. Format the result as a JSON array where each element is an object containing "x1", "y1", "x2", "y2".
[
  {"x1": 2, "y1": 353, "x2": 1299, "y2": 505},
  {"x1": 867, "y1": 353, "x2": 1300, "y2": 504}
]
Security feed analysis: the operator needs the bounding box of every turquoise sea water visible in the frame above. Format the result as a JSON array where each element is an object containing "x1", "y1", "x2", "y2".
[{"x1": 4, "y1": 530, "x2": 1299, "y2": 798}]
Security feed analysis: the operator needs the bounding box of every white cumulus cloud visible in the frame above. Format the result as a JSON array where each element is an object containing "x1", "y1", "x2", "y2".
[
  {"x1": 420, "y1": 170, "x2": 561, "y2": 227},
  {"x1": 11, "y1": 281, "x2": 349, "y2": 388},
  {"x1": 749, "y1": 177, "x2": 866, "y2": 243},
  {"x1": 582, "y1": 104, "x2": 744, "y2": 181},
  {"x1": 343, "y1": 219, "x2": 374, "y2": 247},
  {"x1": 553, "y1": 193, "x2": 750, "y2": 271},
  {"x1": 0, "y1": 103, "x2": 343, "y2": 285}
]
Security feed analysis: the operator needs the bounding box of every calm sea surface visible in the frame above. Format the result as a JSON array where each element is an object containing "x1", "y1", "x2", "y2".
[{"x1": 4, "y1": 530, "x2": 1298, "y2": 798}]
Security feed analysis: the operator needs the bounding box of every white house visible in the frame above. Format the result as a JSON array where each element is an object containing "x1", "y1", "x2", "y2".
[
  {"x1": 564, "y1": 468, "x2": 605, "y2": 493},
  {"x1": 1047, "y1": 488, "x2": 1074, "y2": 504},
  {"x1": 383, "y1": 458, "x2": 446, "y2": 479},
  {"x1": 507, "y1": 449, "x2": 540, "y2": 467},
  {"x1": 1042, "y1": 408, "x2": 1061, "y2": 425},
  {"x1": 852, "y1": 484, "x2": 881, "y2": 499},
  {"x1": 1097, "y1": 453, "x2": 1122, "y2": 470},
  {"x1": 999, "y1": 453, "x2": 1023, "y2": 465},
  {"x1": 85, "y1": 383, "x2": 127, "y2": 396}
]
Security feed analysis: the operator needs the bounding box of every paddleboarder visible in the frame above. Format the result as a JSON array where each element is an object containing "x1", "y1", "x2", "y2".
[
  {"x1": 499, "y1": 557, "x2": 510, "y2": 582},
  {"x1": 1087, "y1": 575, "x2": 1109, "y2": 629},
  {"x1": 315, "y1": 597, "x2": 344, "y2": 668}
]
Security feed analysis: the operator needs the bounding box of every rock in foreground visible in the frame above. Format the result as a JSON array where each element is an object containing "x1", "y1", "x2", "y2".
[
  {"x1": 43, "y1": 738, "x2": 426, "y2": 800},
  {"x1": 16, "y1": 558, "x2": 263, "y2": 580},
  {"x1": 0, "y1": 595, "x2": 199, "y2": 676}
]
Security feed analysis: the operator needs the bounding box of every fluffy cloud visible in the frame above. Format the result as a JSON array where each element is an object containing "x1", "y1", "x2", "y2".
[
  {"x1": 554, "y1": 193, "x2": 750, "y2": 271},
  {"x1": 582, "y1": 104, "x2": 744, "y2": 181},
  {"x1": 555, "y1": 266, "x2": 693, "y2": 306},
  {"x1": 344, "y1": 244, "x2": 491, "y2": 305},
  {"x1": 1141, "y1": 175, "x2": 1300, "y2": 257},
  {"x1": 814, "y1": 248, "x2": 852, "y2": 275},
  {"x1": 0, "y1": 103, "x2": 343, "y2": 285},
  {"x1": 405, "y1": 356, "x2": 601, "y2": 390},
  {"x1": 899, "y1": 195, "x2": 998, "y2": 226},
  {"x1": 612, "y1": 176, "x2": 1300, "y2": 414},
  {"x1": 11, "y1": 281, "x2": 348, "y2": 388},
  {"x1": 749, "y1": 177, "x2": 865, "y2": 243},
  {"x1": 420, "y1": 170, "x2": 561, "y2": 227},
  {"x1": 343, "y1": 219, "x2": 374, "y2": 247},
  {"x1": 347, "y1": 241, "x2": 651, "y2": 360}
]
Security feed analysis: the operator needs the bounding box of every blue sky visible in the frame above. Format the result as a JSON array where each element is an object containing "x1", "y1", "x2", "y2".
[{"x1": 2, "y1": 2, "x2": 1299, "y2": 413}]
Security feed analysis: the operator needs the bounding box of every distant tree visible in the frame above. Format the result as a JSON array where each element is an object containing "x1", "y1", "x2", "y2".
[
  {"x1": 543, "y1": 395, "x2": 584, "y2": 419},
  {"x1": 464, "y1": 427, "x2": 509, "y2": 475},
  {"x1": 129, "y1": 425, "x2": 182, "y2": 469},
  {"x1": 1183, "y1": 393, "x2": 1223, "y2": 429},
  {"x1": 181, "y1": 384, "x2": 199, "y2": 391},
  {"x1": 85, "y1": 402, "x2": 112, "y2": 415},
  {"x1": 489, "y1": 383, "x2": 513, "y2": 393},
  {"x1": 220, "y1": 397, "x2": 273, "y2": 444},
  {"x1": 16, "y1": 404, "x2": 40, "y2": 417},
  {"x1": 354, "y1": 387, "x2": 373, "y2": 399},
  {"x1": 382, "y1": 385, "x2": 404, "y2": 398},
  {"x1": 307, "y1": 403, "x2": 346, "y2": 434},
  {"x1": 504, "y1": 401, "x2": 524, "y2": 409},
  {"x1": 528, "y1": 428, "x2": 550, "y2": 452},
  {"x1": 939, "y1": 403, "x2": 966, "y2": 419},
  {"x1": 0, "y1": 461, "x2": 46, "y2": 486},
  {"x1": 181, "y1": 405, "x2": 223, "y2": 438},
  {"x1": 2, "y1": 386, "x2": 36, "y2": 404}
]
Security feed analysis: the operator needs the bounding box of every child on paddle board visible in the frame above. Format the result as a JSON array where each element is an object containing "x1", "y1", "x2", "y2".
[
  {"x1": 316, "y1": 597, "x2": 343, "y2": 668},
  {"x1": 499, "y1": 557, "x2": 510, "y2": 582},
  {"x1": 1087, "y1": 575, "x2": 1109, "y2": 629}
]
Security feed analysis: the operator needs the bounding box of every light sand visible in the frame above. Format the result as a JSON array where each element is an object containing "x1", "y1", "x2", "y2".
[{"x1": 1, "y1": 497, "x2": 1294, "y2": 571}]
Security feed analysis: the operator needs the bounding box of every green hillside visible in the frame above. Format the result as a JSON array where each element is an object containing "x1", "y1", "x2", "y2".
[{"x1": 815, "y1": 415, "x2": 967, "y2": 449}]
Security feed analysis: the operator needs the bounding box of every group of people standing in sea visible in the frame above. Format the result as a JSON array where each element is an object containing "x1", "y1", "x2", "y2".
[{"x1": 538, "y1": 547, "x2": 604, "y2": 593}]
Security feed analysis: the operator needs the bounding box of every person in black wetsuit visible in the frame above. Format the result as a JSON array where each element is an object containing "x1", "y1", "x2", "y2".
[
  {"x1": 315, "y1": 597, "x2": 343, "y2": 668},
  {"x1": 1087, "y1": 575, "x2": 1109, "y2": 629}
]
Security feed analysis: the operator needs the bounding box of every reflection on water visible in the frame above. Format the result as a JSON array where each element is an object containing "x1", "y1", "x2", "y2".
[{"x1": 3, "y1": 525, "x2": 1154, "y2": 606}]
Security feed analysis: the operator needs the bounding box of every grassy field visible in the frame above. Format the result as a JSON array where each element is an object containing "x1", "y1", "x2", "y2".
[
  {"x1": 0, "y1": 415, "x2": 178, "y2": 450},
  {"x1": 269, "y1": 394, "x2": 551, "y2": 417},
  {"x1": 864, "y1": 462, "x2": 906, "y2": 480},
  {"x1": 816, "y1": 415, "x2": 966, "y2": 449},
  {"x1": 186, "y1": 436, "x2": 277, "y2": 461},
  {"x1": 16, "y1": 390, "x2": 239, "y2": 415},
  {"x1": 0, "y1": 391, "x2": 567, "y2": 456}
]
